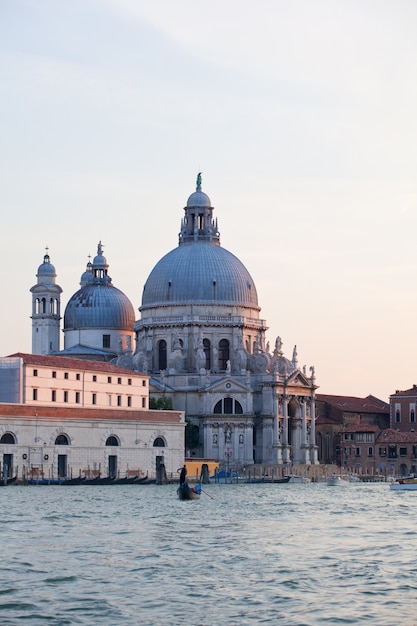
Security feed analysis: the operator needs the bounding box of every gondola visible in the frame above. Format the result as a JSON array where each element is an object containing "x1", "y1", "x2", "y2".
[
  {"x1": 0, "y1": 475, "x2": 18, "y2": 486},
  {"x1": 177, "y1": 481, "x2": 201, "y2": 500}
]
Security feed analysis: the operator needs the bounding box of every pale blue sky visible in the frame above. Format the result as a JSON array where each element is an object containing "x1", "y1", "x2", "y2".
[{"x1": 1, "y1": 0, "x2": 416, "y2": 401}]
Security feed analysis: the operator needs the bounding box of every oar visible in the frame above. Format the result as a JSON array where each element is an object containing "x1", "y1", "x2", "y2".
[{"x1": 201, "y1": 488, "x2": 214, "y2": 499}]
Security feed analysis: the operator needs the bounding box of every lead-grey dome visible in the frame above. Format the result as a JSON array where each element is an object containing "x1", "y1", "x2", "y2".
[
  {"x1": 37, "y1": 253, "x2": 56, "y2": 282},
  {"x1": 141, "y1": 242, "x2": 258, "y2": 308},
  {"x1": 64, "y1": 242, "x2": 135, "y2": 330},
  {"x1": 64, "y1": 283, "x2": 135, "y2": 330},
  {"x1": 187, "y1": 190, "x2": 211, "y2": 207}
]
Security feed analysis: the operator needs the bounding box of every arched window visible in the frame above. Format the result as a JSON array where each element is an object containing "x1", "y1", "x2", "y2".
[
  {"x1": 35, "y1": 298, "x2": 40, "y2": 314},
  {"x1": 55, "y1": 434, "x2": 70, "y2": 445},
  {"x1": 213, "y1": 399, "x2": 243, "y2": 415},
  {"x1": 0, "y1": 432, "x2": 16, "y2": 444},
  {"x1": 106, "y1": 436, "x2": 119, "y2": 446},
  {"x1": 153, "y1": 437, "x2": 165, "y2": 447},
  {"x1": 41, "y1": 297, "x2": 46, "y2": 314},
  {"x1": 218, "y1": 339, "x2": 229, "y2": 370},
  {"x1": 203, "y1": 338, "x2": 211, "y2": 370},
  {"x1": 158, "y1": 340, "x2": 167, "y2": 370}
]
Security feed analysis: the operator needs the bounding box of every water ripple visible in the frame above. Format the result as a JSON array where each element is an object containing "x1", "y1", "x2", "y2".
[{"x1": 1, "y1": 483, "x2": 417, "y2": 624}]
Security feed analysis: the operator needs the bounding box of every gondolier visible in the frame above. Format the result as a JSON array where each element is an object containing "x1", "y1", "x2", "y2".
[{"x1": 179, "y1": 465, "x2": 187, "y2": 485}]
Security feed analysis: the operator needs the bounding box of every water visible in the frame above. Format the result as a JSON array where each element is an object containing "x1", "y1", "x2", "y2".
[{"x1": 1, "y1": 482, "x2": 416, "y2": 625}]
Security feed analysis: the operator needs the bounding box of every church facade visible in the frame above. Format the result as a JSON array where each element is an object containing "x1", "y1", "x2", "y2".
[{"x1": 30, "y1": 175, "x2": 319, "y2": 469}]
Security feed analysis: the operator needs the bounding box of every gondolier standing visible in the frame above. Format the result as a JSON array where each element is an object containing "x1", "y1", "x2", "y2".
[{"x1": 179, "y1": 464, "x2": 187, "y2": 485}]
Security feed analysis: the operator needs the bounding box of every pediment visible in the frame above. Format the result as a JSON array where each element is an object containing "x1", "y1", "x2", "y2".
[
  {"x1": 285, "y1": 370, "x2": 312, "y2": 388},
  {"x1": 205, "y1": 377, "x2": 248, "y2": 394}
]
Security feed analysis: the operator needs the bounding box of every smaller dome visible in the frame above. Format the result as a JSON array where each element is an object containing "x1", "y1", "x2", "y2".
[
  {"x1": 37, "y1": 254, "x2": 56, "y2": 277},
  {"x1": 64, "y1": 284, "x2": 135, "y2": 330},
  {"x1": 187, "y1": 190, "x2": 211, "y2": 208},
  {"x1": 93, "y1": 241, "x2": 107, "y2": 268},
  {"x1": 80, "y1": 262, "x2": 94, "y2": 287},
  {"x1": 186, "y1": 172, "x2": 211, "y2": 207}
]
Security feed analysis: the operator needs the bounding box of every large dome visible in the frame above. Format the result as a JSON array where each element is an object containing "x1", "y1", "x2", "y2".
[
  {"x1": 64, "y1": 283, "x2": 135, "y2": 330},
  {"x1": 141, "y1": 242, "x2": 258, "y2": 308}
]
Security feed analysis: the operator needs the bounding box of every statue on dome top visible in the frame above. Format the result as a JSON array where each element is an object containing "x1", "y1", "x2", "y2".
[{"x1": 196, "y1": 172, "x2": 202, "y2": 190}]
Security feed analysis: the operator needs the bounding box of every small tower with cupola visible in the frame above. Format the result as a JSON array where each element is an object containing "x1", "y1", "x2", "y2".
[{"x1": 30, "y1": 250, "x2": 62, "y2": 354}]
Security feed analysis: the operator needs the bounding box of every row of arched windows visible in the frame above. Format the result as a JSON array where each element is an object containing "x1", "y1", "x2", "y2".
[
  {"x1": 0, "y1": 432, "x2": 166, "y2": 447},
  {"x1": 34, "y1": 297, "x2": 59, "y2": 315},
  {"x1": 157, "y1": 338, "x2": 230, "y2": 370}
]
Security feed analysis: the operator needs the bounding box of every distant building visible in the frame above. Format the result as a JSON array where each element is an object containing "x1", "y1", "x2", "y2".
[
  {"x1": 315, "y1": 394, "x2": 389, "y2": 465},
  {"x1": 389, "y1": 385, "x2": 417, "y2": 431}
]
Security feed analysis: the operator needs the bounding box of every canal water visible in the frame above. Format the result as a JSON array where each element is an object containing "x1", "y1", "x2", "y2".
[{"x1": 1, "y1": 481, "x2": 416, "y2": 625}]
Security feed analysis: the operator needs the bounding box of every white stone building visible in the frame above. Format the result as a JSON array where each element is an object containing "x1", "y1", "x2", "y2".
[{"x1": 0, "y1": 354, "x2": 184, "y2": 481}]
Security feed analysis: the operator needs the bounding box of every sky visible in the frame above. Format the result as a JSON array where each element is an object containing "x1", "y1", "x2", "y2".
[{"x1": 1, "y1": 0, "x2": 416, "y2": 402}]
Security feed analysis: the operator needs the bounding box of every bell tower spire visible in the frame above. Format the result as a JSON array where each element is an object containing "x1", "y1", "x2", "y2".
[{"x1": 30, "y1": 249, "x2": 62, "y2": 354}]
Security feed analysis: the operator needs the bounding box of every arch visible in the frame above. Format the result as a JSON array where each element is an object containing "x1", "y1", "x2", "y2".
[
  {"x1": 213, "y1": 398, "x2": 243, "y2": 415},
  {"x1": 41, "y1": 297, "x2": 46, "y2": 314},
  {"x1": 203, "y1": 338, "x2": 211, "y2": 370},
  {"x1": 106, "y1": 435, "x2": 120, "y2": 447},
  {"x1": 153, "y1": 437, "x2": 166, "y2": 447},
  {"x1": 35, "y1": 298, "x2": 41, "y2": 314},
  {"x1": 158, "y1": 340, "x2": 167, "y2": 371},
  {"x1": 399, "y1": 463, "x2": 408, "y2": 477},
  {"x1": 218, "y1": 339, "x2": 229, "y2": 370},
  {"x1": 55, "y1": 434, "x2": 70, "y2": 446},
  {"x1": 0, "y1": 432, "x2": 16, "y2": 444}
]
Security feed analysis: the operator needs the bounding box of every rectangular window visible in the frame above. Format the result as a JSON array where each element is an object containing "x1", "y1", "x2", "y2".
[
  {"x1": 142, "y1": 380, "x2": 146, "y2": 387},
  {"x1": 410, "y1": 404, "x2": 415, "y2": 423},
  {"x1": 33, "y1": 369, "x2": 38, "y2": 377},
  {"x1": 118, "y1": 378, "x2": 122, "y2": 385},
  {"x1": 64, "y1": 372, "x2": 69, "y2": 380},
  {"x1": 400, "y1": 447, "x2": 407, "y2": 456},
  {"x1": 356, "y1": 433, "x2": 364, "y2": 443},
  {"x1": 344, "y1": 433, "x2": 353, "y2": 440},
  {"x1": 51, "y1": 390, "x2": 56, "y2": 402},
  {"x1": 75, "y1": 391, "x2": 80, "y2": 404},
  {"x1": 128, "y1": 378, "x2": 132, "y2": 386},
  {"x1": 142, "y1": 397, "x2": 146, "y2": 408},
  {"x1": 355, "y1": 447, "x2": 360, "y2": 457},
  {"x1": 107, "y1": 376, "x2": 112, "y2": 384},
  {"x1": 368, "y1": 447, "x2": 373, "y2": 457},
  {"x1": 127, "y1": 396, "x2": 132, "y2": 407},
  {"x1": 103, "y1": 334, "x2": 111, "y2": 349},
  {"x1": 76, "y1": 373, "x2": 80, "y2": 381},
  {"x1": 64, "y1": 391, "x2": 68, "y2": 403},
  {"x1": 52, "y1": 371, "x2": 57, "y2": 378},
  {"x1": 117, "y1": 395, "x2": 122, "y2": 407},
  {"x1": 92, "y1": 393, "x2": 97, "y2": 405},
  {"x1": 379, "y1": 447, "x2": 386, "y2": 456},
  {"x1": 33, "y1": 388, "x2": 38, "y2": 401},
  {"x1": 92, "y1": 375, "x2": 97, "y2": 382}
]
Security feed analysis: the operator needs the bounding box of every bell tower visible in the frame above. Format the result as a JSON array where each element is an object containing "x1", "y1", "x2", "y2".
[{"x1": 30, "y1": 249, "x2": 62, "y2": 354}]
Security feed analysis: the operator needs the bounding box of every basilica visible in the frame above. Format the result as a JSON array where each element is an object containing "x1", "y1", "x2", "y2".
[{"x1": 30, "y1": 174, "x2": 318, "y2": 469}]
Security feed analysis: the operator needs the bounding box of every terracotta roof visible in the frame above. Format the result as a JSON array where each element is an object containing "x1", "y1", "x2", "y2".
[
  {"x1": 0, "y1": 403, "x2": 183, "y2": 423},
  {"x1": 7, "y1": 353, "x2": 148, "y2": 378},
  {"x1": 390, "y1": 386, "x2": 417, "y2": 398},
  {"x1": 376, "y1": 428, "x2": 417, "y2": 444},
  {"x1": 316, "y1": 394, "x2": 389, "y2": 413}
]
